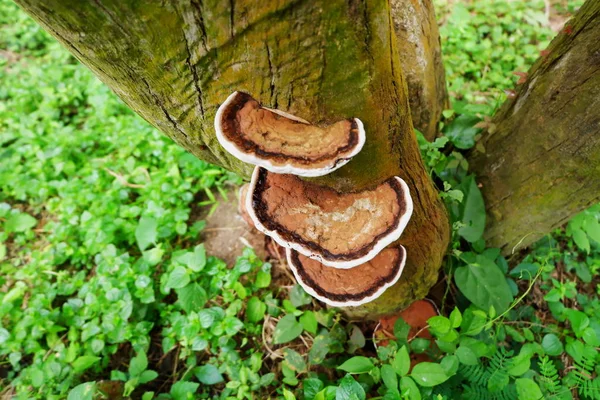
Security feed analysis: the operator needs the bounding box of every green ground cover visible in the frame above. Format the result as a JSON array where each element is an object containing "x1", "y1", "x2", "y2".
[{"x1": 1, "y1": 0, "x2": 599, "y2": 399}]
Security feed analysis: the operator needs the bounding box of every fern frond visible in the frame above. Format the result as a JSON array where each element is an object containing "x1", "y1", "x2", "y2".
[{"x1": 539, "y1": 355, "x2": 562, "y2": 395}]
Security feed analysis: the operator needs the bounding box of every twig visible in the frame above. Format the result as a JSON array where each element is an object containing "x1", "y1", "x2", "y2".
[{"x1": 103, "y1": 168, "x2": 145, "y2": 188}]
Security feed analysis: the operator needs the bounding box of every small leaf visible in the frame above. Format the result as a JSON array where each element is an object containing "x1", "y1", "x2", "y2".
[
  {"x1": 166, "y1": 266, "x2": 190, "y2": 289},
  {"x1": 515, "y1": 378, "x2": 543, "y2": 399},
  {"x1": 444, "y1": 114, "x2": 481, "y2": 149},
  {"x1": 290, "y1": 284, "x2": 312, "y2": 307},
  {"x1": 392, "y1": 346, "x2": 410, "y2": 377},
  {"x1": 381, "y1": 364, "x2": 398, "y2": 391},
  {"x1": 541, "y1": 334, "x2": 564, "y2": 356},
  {"x1": 170, "y1": 381, "x2": 199, "y2": 400},
  {"x1": 176, "y1": 283, "x2": 207, "y2": 313},
  {"x1": 273, "y1": 314, "x2": 303, "y2": 344},
  {"x1": 284, "y1": 349, "x2": 307, "y2": 372},
  {"x1": 195, "y1": 364, "x2": 224, "y2": 385},
  {"x1": 336, "y1": 374, "x2": 366, "y2": 400},
  {"x1": 139, "y1": 370, "x2": 158, "y2": 384},
  {"x1": 456, "y1": 346, "x2": 478, "y2": 366},
  {"x1": 449, "y1": 308, "x2": 462, "y2": 328},
  {"x1": 300, "y1": 311, "x2": 318, "y2": 335},
  {"x1": 68, "y1": 382, "x2": 96, "y2": 400},
  {"x1": 135, "y1": 216, "x2": 157, "y2": 251},
  {"x1": 72, "y1": 356, "x2": 100, "y2": 374},
  {"x1": 246, "y1": 296, "x2": 266, "y2": 323},
  {"x1": 399, "y1": 377, "x2": 421, "y2": 400},
  {"x1": 428, "y1": 316, "x2": 451, "y2": 335},
  {"x1": 456, "y1": 176, "x2": 486, "y2": 242},
  {"x1": 410, "y1": 362, "x2": 449, "y2": 387},
  {"x1": 129, "y1": 351, "x2": 148, "y2": 376},
  {"x1": 572, "y1": 228, "x2": 590, "y2": 253},
  {"x1": 303, "y1": 378, "x2": 324, "y2": 400},
  {"x1": 337, "y1": 356, "x2": 374, "y2": 374}
]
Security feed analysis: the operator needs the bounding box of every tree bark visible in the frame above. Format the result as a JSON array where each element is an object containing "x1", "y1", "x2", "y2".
[
  {"x1": 469, "y1": 0, "x2": 600, "y2": 254},
  {"x1": 15, "y1": 0, "x2": 449, "y2": 318},
  {"x1": 391, "y1": 0, "x2": 448, "y2": 141}
]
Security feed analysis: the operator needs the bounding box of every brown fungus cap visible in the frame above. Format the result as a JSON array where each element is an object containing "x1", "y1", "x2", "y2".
[
  {"x1": 286, "y1": 246, "x2": 407, "y2": 307},
  {"x1": 246, "y1": 167, "x2": 413, "y2": 268},
  {"x1": 215, "y1": 92, "x2": 365, "y2": 177}
]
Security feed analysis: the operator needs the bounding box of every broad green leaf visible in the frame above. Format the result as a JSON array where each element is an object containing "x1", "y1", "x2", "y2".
[
  {"x1": 456, "y1": 176, "x2": 485, "y2": 242},
  {"x1": 444, "y1": 114, "x2": 480, "y2": 149},
  {"x1": 440, "y1": 355, "x2": 459, "y2": 376},
  {"x1": 188, "y1": 244, "x2": 206, "y2": 271},
  {"x1": 195, "y1": 364, "x2": 224, "y2": 385},
  {"x1": 337, "y1": 356, "x2": 374, "y2": 374},
  {"x1": 566, "y1": 309, "x2": 589, "y2": 337},
  {"x1": 284, "y1": 349, "x2": 307, "y2": 372},
  {"x1": 176, "y1": 283, "x2": 207, "y2": 313},
  {"x1": 135, "y1": 216, "x2": 157, "y2": 251},
  {"x1": 572, "y1": 228, "x2": 590, "y2": 253},
  {"x1": 68, "y1": 382, "x2": 96, "y2": 400},
  {"x1": 246, "y1": 296, "x2": 266, "y2": 323},
  {"x1": 303, "y1": 378, "x2": 324, "y2": 400},
  {"x1": 428, "y1": 316, "x2": 451, "y2": 335},
  {"x1": 515, "y1": 378, "x2": 543, "y2": 400},
  {"x1": 5, "y1": 212, "x2": 37, "y2": 233},
  {"x1": 129, "y1": 351, "x2": 148, "y2": 376},
  {"x1": 399, "y1": 377, "x2": 421, "y2": 400},
  {"x1": 290, "y1": 284, "x2": 312, "y2": 307},
  {"x1": 300, "y1": 311, "x2": 318, "y2": 335},
  {"x1": 282, "y1": 388, "x2": 296, "y2": 400},
  {"x1": 456, "y1": 346, "x2": 478, "y2": 366},
  {"x1": 166, "y1": 266, "x2": 190, "y2": 289},
  {"x1": 273, "y1": 314, "x2": 303, "y2": 344},
  {"x1": 410, "y1": 362, "x2": 449, "y2": 387},
  {"x1": 454, "y1": 254, "x2": 513, "y2": 313},
  {"x1": 72, "y1": 355, "x2": 100, "y2": 374},
  {"x1": 381, "y1": 364, "x2": 398, "y2": 391},
  {"x1": 541, "y1": 334, "x2": 564, "y2": 356},
  {"x1": 394, "y1": 318, "x2": 410, "y2": 342},
  {"x1": 449, "y1": 308, "x2": 462, "y2": 328},
  {"x1": 392, "y1": 346, "x2": 410, "y2": 377},
  {"x1": 139, "y1": 370, "x2": 158, "y2": 384},
  {"x1": 336, "y1": 374, "x2": 366, "y2": 400},
  {"x1": 170, "y1": 381, "x2": 199, "y2": 400},
  {"x1": 583, "y1": 217, "x2": 600, "y2": 243}
]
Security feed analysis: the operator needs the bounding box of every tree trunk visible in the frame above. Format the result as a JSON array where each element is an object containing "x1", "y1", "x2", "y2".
[
  {"x1": 469, "y1": 0, "x2": 600, "y2": 254},
  {"x1": 391, "y1": 0, "x2": 448, "y2": 141},
  {"x1": 16, "y1": 0, "x2": 449, "y2": 318}
]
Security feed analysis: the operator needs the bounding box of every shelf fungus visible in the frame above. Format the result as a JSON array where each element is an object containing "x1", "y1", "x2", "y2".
[
  {"x1": 246, "y1": 167, "x2": 413, "y2": 269},
  {"x1": 286, "y1": 246, "x2": 407, "y2": 307},
  {"x1": 214, "y1": 91, "x2": 365, "y2": 177}
]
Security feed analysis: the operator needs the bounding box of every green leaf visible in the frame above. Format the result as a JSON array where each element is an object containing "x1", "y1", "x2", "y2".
[
  {"x1": 5, "y1": 212, "x2": 37, "y2": 233},
  {"x1": 303, "y1": 378, "x2": 324, "y2": 400},
  {"x1": 572, "y1": 228, "x2": 590, "y2": 253},
  {"x1": 456, "y1": 346, "x2": 478, "y2": 366},
  {"x1": 142, "y1": 392, "x2": 155, "y2": 400},
  {"x1": 456, "y1": 176, "x2": 486, "y2": 242},
  {"x1": 170, "y1": 381, "x2": 199, "y2": 400},
  {"x1": 394, "y1": 318, "x2": 410, "y2": 342},
  {"x1": 336, "y1": 374, "x2": 366, "y2": 400},
  {"x1": 515, "y1": 378, "x2": 543, "y2": 400},
  {"x1": 455, "y1": 254, "x2": 513, "y2": 313},
  {"x1": 195, "y1": 364, "x2": 224, "y2": 385},
  {"x1": 246, "y1": 296, "x2": 266, "y2": 323},
  {"x1": 583, "y1": 217, "x2": 600, "y2": 243},
  {"x1": 189, "y1": 244, "x2": 206, "y2": 271},
  {"x1": 541, "y1": 334, "x2": 564, "y2": 356},
  {"x1": 399, "y1": 377, "x2": 421, "y2": 400},
  {"x1": 68, "y1": 382, "x2": 96, "y2": 400},
  {"x1": 337, "y1": 356, "x2": 374, "y2": 374},
  {"x1": 166, "y1": 266, "x2": 190, "y2": 289},
  {"x1": 428, "y1": 316, "x2": 451, "y2": 335},
  {"x1": 410, "y1": 362, "x2": 449, "y2": 387},
  {"x1": 142, "y1": 247, "x2": 164, "y2": 266},
  {"x1": 449, "y1": 308, "x2": 462, "y2": 328},
  {"x1": 392, "y1": 346, "x2": 410, "y2": 377},
  {"x1": 566, "y1": 309, "x2": 589, "y2": 337},
  {"x1": 381, "y1": 364, "x2": 398, "y2": 391},
  {"x1": 139, "y1": 370, "x2": 158, "y2": 384},
  {"x1": 72, "y1": 355, "x2": 100, "y2": 374},
  {"x1": 290, "y1": 284, "x2": 312, "y2": 307},
  {"x1": 176, "y1": 283, "x2": 207, "y2": 313},
  {"x1": 273, "y1": 314, "x2": 303, "y2": 344},
  {"x1": 283, "y1": 388, "x2": 296, "y2": 400},
  {"x1": 300, "y1": 311, "x2": 318, "y2": 335},
  {"x1": 444, "y1": 114, "x2": 481, "y2": 149},
  {"x1": 284, "y1": 348, "x2": 307, "y2": 372},
  {"x1": 440, "y1": 355, "x2": 459, "y2": 376},
  {"x1": 129, "y1": 351, "x2": 148, "y2": 376},
  {"x1": 135, "y1": 216, "x2": 157, "y2": 251},
  {"x1": 0, "y1": 243, "x2": 6, "y2": 261}
]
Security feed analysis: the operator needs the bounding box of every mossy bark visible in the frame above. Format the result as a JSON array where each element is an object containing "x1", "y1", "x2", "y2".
[
  {"x1": 469, "y1": 0, "x2": 600, "y2": 254},
  {"x1": 391, "y1": 0, "x2": 448, "y2": 141},
  {"x1": 16, "y1": 0, "x2": 450, "y2": 318}
]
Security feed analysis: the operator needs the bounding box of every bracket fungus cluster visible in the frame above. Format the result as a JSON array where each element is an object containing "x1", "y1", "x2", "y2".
[{"x1": 215, "y1": 92, "x2": 414, "y2": 307}]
